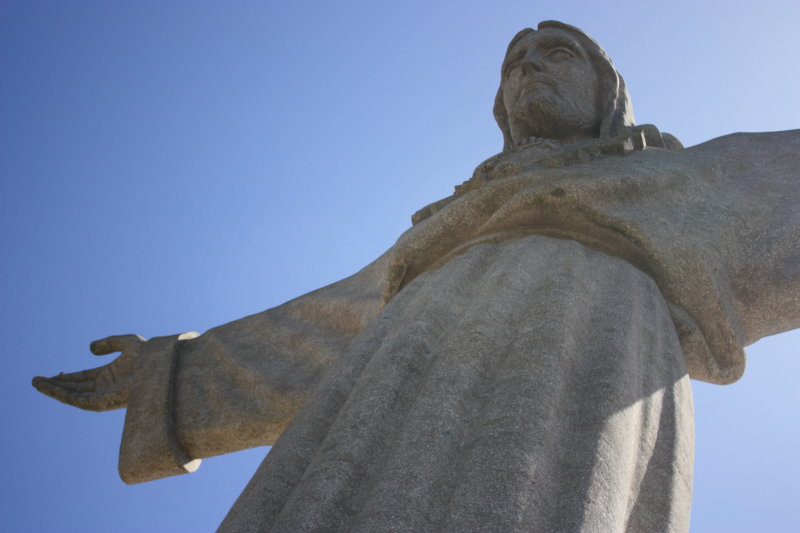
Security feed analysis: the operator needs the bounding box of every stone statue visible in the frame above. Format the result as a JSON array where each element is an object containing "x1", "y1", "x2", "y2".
[{"x1": 33, "y1": 21, "x2": 800, "y2": 532}]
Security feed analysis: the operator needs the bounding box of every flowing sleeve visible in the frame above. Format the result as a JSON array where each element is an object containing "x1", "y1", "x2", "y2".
[
  {"x1": 594, "y1": 129, "x2": 800, "y2": 384},
  {"x1": 526, "y1": 129, "x2": 800, "y2": 384},
  {"x1": 521, "y1": 129, "x2": 800, "y2": 384},
  {"x1": 118, "y1": 254, "x2": 390, "y2": 484}
]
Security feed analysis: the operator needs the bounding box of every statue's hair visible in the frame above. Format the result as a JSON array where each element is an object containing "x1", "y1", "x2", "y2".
[{"x1": 493, "y1": 21, "x2": 636, "y2": 151}]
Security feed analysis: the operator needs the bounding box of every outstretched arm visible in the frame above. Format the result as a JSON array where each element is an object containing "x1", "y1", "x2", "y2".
[{"x1": 32, "y1": 253, "x2": 391, "y2": 484}]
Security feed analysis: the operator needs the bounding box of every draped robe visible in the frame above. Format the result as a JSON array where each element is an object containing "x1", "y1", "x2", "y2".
[{"x1": 117, "y1": 130, "x2": 800, "y2": 532}]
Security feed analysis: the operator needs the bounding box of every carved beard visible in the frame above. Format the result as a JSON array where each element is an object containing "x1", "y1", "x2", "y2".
[{"x1": 507, "y1": 89, "x2": 600, "y2": 145}]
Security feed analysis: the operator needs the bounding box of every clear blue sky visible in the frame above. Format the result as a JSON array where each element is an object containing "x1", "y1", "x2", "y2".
[{"x1": 2, "y1": 1, "x2": 798, "y2": 531}]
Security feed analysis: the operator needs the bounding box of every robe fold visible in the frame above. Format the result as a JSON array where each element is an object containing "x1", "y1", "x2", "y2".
[{"x1": 118, "y1": 130, "x2": 799, "y2": 532}]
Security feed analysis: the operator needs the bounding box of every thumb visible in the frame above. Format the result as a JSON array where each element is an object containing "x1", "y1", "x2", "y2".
[{"x1": 90, "y1": 334, "x2": 146, "y2": 355}]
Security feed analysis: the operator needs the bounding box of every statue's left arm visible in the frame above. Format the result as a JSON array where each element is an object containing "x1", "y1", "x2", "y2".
[
  {"x1": 672, "y1": 129, "x2": 800, "y2": 380},
  {"x1": 520, "y1": 128, "x2": 800, "y2": 384}
]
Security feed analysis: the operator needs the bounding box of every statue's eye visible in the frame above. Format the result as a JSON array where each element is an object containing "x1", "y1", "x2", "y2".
[
  {"x1": 504, "y1": 63, "x2": 522, "y2": 78},
  {"x1": 502, "y1": 50, "x2": 526, "y2": 78},
  {"x1": 547, "y1": 48, "x2": 575, "y2": 61}
]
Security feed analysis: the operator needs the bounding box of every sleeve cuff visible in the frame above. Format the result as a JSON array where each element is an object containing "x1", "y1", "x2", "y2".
[{"x1": 118, "y1": 332, "x2": 202, "y2": 484}]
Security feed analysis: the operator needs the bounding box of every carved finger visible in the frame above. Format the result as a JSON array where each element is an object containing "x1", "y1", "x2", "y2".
[
  {"x1": 90, "y1": 334, "x2": 145, "y2": 355},
  {"x1": 47, "y1": 376, "x2": 96, "y2": 392},
  {"x1": 41, "y1": 367, "x2": 100, "y2": 382},
  {"x1": 32, "y1": 374, "x2": 95, "y2": 394},
  {"x1": 32, "y1": 376, "x2": 93, "y2": 404},
  {"x1": 32, "y1": 377, "x2": 126, "y2": 411},
  {"x1": 71, "y1": 388, "x2": 128, "y2": 411}
]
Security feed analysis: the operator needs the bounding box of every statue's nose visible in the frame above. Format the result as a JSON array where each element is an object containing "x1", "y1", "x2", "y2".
[{"x1": 520, "y1": 51, "x2": 544, "y2": 74}]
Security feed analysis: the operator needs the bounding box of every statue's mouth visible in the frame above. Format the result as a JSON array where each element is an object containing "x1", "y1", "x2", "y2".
[
  {"x1": 512, "y1": 83, "x2": 557, "y2": 110},
  {"x1": 522, "y1": 77, "x2": 555, "y2": 90},
  {"x1": 515, "y1": 80, "x2": 557, "y2": 105}
]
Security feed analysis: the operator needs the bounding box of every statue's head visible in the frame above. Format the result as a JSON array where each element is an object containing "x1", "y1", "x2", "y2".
[{"x1": 494, "y1": 21, "x2": 635, "y2": 151}]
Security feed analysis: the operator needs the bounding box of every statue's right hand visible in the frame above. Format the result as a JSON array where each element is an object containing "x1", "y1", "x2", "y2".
[{"x1": 32, "y1": 334, "x2": 145, "y2": 412}]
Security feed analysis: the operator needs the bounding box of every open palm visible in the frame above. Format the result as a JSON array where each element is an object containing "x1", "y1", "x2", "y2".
[{"x1": 32, "y1": 334, "x2": 144, "y2": 411}]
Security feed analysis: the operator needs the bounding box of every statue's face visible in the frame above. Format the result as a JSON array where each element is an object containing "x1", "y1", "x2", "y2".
[{"x1": 501, "y1": 28, "x2": 600, "y2": 145}]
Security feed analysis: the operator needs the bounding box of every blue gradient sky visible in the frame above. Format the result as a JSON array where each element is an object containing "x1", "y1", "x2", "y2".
[{"x1": 3, "y1": 2, "x2": 799, "y2": 531}]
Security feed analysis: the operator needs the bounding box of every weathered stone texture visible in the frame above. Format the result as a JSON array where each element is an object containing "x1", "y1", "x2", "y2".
[{"x1": 33, "y1": 20, "x2": 800, "y2": 532}]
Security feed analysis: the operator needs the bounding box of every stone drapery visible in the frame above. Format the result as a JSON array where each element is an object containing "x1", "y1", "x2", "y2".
[{"x1": 119, "y1": 130, "x2": 799, "y2": 531}]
